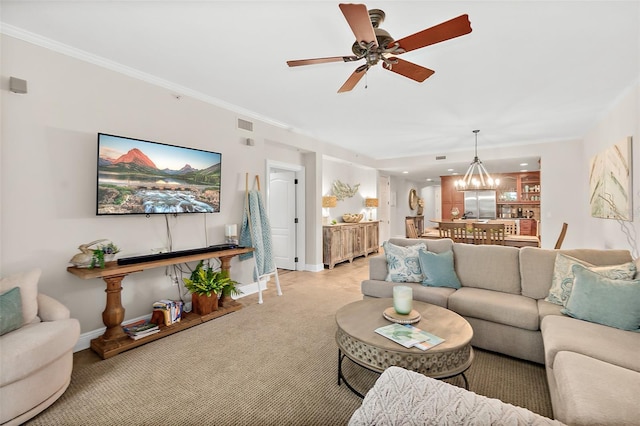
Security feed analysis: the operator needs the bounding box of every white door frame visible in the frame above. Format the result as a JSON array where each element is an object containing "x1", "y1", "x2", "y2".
[
  {"x1": 378, "y1": 175, "x2": 391, "y2": 244},
  {"x1": 266, "y1": 160, "x2": 306, "y2": 270}
]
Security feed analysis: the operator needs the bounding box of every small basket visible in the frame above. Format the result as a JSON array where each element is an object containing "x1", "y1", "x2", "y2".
[{"x1": 342, "y1": 214, "x2": 364, "y2": 223}]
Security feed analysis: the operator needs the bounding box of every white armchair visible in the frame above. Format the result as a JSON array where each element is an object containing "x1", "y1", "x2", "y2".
[{"x1": 0, "y1": 269, "x2": 80, "y2": 425}]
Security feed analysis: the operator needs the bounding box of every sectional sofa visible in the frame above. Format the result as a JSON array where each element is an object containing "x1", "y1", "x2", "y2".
[{"x1": 360, "y1": 237, "x2": 640, "y2": 425}]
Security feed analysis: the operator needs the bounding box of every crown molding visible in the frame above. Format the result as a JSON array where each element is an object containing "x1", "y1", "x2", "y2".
[{"x1": 0, "y1": 23, "x2": 292, "y2": 130}]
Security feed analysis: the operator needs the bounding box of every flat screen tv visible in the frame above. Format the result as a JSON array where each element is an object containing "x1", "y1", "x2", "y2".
[{"x1": 97, "y1": 133, "x2": 221, "y2": 215}]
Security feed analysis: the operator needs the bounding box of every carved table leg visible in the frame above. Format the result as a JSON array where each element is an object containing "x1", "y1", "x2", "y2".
[
  {"x1": 219, "y1": 255, "x2": 232, "y2": 277},
  {"x1": 101, "y1": 274, "x2": 127, "y2": 341}
]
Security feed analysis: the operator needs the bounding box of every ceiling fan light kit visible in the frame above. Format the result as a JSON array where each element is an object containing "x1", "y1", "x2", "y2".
[
  {"x1": 455, "y1": 130, "x2": 500, "y2": 191},
  {"x1": 286, "y1": 3, "x2": 472, "y2": 93}
]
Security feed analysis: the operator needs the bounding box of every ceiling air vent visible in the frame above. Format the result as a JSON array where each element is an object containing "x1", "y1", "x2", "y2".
[
  {"x1": 436, "y1": 155, "x2": 447, "y2": 160},
  {"x1": 237, "y1": 118, "x2": 254, "y2": 132}
]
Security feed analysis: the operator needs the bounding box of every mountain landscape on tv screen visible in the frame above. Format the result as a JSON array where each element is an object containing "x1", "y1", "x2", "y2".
[{"x1": 98, "y1": 148, "x2": 221, "y2": 214}]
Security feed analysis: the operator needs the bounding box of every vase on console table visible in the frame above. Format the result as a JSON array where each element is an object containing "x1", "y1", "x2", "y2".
[{"x1": 192, "y1": 293, "x2": 218, "y2": 316}]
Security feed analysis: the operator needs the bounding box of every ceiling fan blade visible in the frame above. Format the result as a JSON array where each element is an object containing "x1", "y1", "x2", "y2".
[
  {"x1": 339, "y1": 3, "x2": 377, "y2": 46},
  {"x1": 338, "y1": 68, "x2": 366, "y2": 93},
  {"x1": 287, "y1": 56, "x2": 360, "y2": 67},
  {"x1": 382, "y1": 58, "x2": 434, "y2": 82},
  {"x1": 393, "y1": 14, "x2": 472, "y2": 53}
]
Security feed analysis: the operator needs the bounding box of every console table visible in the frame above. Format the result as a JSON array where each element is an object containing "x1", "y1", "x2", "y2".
[{"x1": 67, "y1": 246, "x2": 253, "y2": 359}]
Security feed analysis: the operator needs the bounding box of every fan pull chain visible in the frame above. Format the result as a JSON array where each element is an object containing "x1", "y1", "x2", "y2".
[{"x1": 365, "y1": 71, "x2": 368, "y2": 89}]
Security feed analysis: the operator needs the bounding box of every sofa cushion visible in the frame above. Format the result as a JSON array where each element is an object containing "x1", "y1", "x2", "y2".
[
  {"x1": 537, "y1": 299, "x2": 564, "y2": 324},
  {"x1": 552, "y1": 351, "x2": 640, "y2": 426},
  {"x1": 448, "y1": 287, "x2": 539, "y2": 331},
  {"x1": 452, "y1": 243, "x2": 521, "y2": 294},
  {"x1": 0, "y1": 287, "x2": 23, "y2": 335},
  {"x1": 389, "y1": 237, "x2": 453, "y2": 254},
  {"x1": 519, "y1": 247, "x2": 633, "y2": 300},
  {"x1": 561, "y1": 264, "x2": 640, "y2": 331},
  {"x1": 418, "y1": 249, "x2": 461, "y2": 289},
  {"x1": 0, "y1": 319, "x2": 80, "y2": 386},
  {"x1": 361, "y1": 282, "x2": 454, "y2": 308},
  {"x1": 546, "y1": 253, "x2": 636, "y2": 306},
  {"x1": 0, "y1": 269, "x2": 41, "y2": 325},
  {"x1": 541, "y1": 315, "x2": 640, "y2": 372}
]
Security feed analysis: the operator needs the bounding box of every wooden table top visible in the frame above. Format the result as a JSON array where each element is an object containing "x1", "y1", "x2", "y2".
[
  {"x1": 421, "y1": 229, "x2": 540, "y2": 247},
  {"x1": 336, "y1": 298, "x2": 472, "y2": 354},
  {"x1": 335, "y1": 298, "x2": 474, "y2": 378}
]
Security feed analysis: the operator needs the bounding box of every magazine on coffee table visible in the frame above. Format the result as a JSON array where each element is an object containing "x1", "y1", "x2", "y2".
[
  {"x1": 375, "y1": 323, "x2": 445, "y2": 350},
  {"x1": 404, "y1": 324, "x2": 445, "y2": 351}
]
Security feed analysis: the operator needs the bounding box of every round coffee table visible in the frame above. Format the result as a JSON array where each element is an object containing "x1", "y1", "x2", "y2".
[{"x1": 335, "y1": 298, "x2": 474, "y2": 397}]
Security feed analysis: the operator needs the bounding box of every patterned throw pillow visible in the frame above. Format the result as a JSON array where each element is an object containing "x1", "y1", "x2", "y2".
[
  {"x1": 383, "y1": 241, "x2": 427, "y2": 283},
  {"x1": 546, "y1": 253, "x2": 637, "y2": 306}
]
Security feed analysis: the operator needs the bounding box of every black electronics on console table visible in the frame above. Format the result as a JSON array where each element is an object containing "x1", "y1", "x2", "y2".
[{"x1": 117, "y1": 243, "x2": 241, "y2": 266}]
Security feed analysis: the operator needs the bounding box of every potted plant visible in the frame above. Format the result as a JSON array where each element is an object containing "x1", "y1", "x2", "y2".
[
  {"x1": 90, "y1": 241, "x2": 121, "y2": 268},
  {"x1": 183, "y1": 261, "x2": 236, "y2": 315},
  {"x1": 219, "y1": 279, "x2": 242, "y2": 308}
]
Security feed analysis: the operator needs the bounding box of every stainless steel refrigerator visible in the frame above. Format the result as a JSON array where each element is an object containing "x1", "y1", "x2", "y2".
[{"x1": 463, "y1": 190, "x2": 497, "y2": 219}]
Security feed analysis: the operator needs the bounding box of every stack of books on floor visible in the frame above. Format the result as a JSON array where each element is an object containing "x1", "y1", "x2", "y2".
[
  {"x1": 122, "y1": 319, "x2": 160, "y2": 340},
  {"x1": 152, "y1": 299, "x2": 183, "y2": 326}
]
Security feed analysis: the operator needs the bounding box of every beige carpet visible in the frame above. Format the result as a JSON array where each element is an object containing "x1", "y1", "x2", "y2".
[{"x1": 26, "y1": 257, "x2": 553, "y2": 425}]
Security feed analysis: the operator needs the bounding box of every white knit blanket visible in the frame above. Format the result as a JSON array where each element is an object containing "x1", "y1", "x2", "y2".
[{"x1": 349, "y1": 367, "x2": 564, "y2": 426}]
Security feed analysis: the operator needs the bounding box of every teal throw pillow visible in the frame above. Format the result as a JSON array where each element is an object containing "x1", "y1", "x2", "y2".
[
  {"x1": 546, "y1": 253, "x2": 637, "y2": 306},
  {"x1": 383, "y1": 241, "x2": 426, "y2": 283},
  {"x1": 418, "y1": 249, "x2": 462, "y2": 289},
  {"x1": 561, "y1": 264, "x2": 640, "y2": 331},
  {"x1": 0, "y1": 286, "x2": 23, "y2": 336}
]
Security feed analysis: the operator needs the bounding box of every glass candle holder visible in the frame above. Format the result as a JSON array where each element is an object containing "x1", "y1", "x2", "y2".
[{"x1": 393, "y1": 285, "x2": 413, "y2": 315}]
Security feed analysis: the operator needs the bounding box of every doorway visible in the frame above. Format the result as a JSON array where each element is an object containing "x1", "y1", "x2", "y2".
[
  {"x1": 378, "y1": 175, "x2": 390, "y2": 244},
  {"x1": 266, "y1": 160, "x2": 306, "y2": 270}
]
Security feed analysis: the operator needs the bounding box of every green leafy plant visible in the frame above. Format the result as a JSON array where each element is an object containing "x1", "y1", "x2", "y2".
[
  {"x1": 222, "y1": 280, "x2": 243, "y2": 298},
  {"x1": 90, "y1": 249, "x2": 105, "y2": 269},
  {"x1": 99, "y1": 242, "x2": 120, "y2": 255},
  {"x1": 89, "y1": 242, "x2": 121, "y2": 268},
  {"x1": 183, "y1": 261, "x2": 238, "y2": 297}
]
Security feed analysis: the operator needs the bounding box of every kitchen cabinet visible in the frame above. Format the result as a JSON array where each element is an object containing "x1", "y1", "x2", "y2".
[
  {"x1": 519, "y1": 219, "x2": 538, "y2": 237},
  {"x1": 496, "y1": 171, "x2": 540, "y2": 220},
  {"x1": 440, "y1": 176, "x2": 464, "y2": 220},
  {"x1": 497, "y1": 172, "x2": 540, "y2": 205},
  {"x1": 323, "y1": 222, "x2": 379, "y2": 269},
  {"x1": 440, "y1": 172, "x2": 540, "y2": 222}
]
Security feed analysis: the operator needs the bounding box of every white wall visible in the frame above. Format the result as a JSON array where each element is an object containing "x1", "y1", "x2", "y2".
[
  {"x1": 536, "y1": 139, "x2": 584, "y2": 248},
  {"x1": 388, "y1": 177, "x2": 423, "y2": 237},
  {"x1": 0, "y1": 35, "x2": 375, "y2": 334},
  {"x1": 3, "y1": 32, "x2": 637, "y2": 339},
  {"x1": 322, "y1": 157, "x2": 377, "y2": 221},
  {"x1": 421, "y1": 186, "x2": 441, "y2": 226},
  {"x1": 582, "y1": 83, "x2": 640, "y2": 255}
]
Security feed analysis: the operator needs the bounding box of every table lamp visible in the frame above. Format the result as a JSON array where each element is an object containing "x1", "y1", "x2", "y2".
[
  {"x1": 225, "y1": 224, "x2": 238, "y2": 244},
  {"x1": 365, "y1": 198, "x2": 379, "y2": 221},
  {"x1": 322, "y1": 196, "x2": 337, "y2": 225}
]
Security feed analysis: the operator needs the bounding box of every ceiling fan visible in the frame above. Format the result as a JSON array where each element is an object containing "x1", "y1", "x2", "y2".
[{"x1": 286, "y1": 3, "x2": 472, "y2": 93}]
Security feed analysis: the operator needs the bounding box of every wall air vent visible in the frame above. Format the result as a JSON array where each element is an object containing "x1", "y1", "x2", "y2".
[
  {"x1": 237, "y1": 118, "x2": 254, "y2": 132},
  {"x1": 436, "y1": 155, "x2": 447, "y2": 160}
]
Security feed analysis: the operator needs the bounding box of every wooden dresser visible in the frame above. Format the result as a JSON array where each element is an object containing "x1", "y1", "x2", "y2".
[{"x1": 323, "y1": 221, "x2": 379, "y2": 269}]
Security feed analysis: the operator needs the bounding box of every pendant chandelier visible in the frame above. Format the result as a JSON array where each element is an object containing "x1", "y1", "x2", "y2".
[{"x1": 455, "y1": 130, "x2": 499, "y2": 191}]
